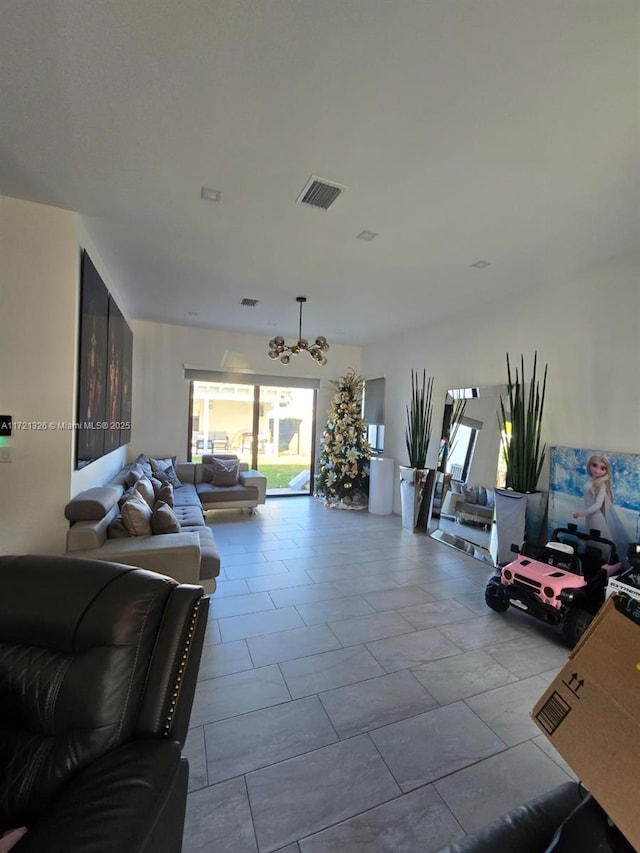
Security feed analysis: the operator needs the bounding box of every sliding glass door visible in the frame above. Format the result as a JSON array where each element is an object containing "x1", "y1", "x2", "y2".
[{"x1": 189, "y1": 380, "x2": 317, "y2": 496}]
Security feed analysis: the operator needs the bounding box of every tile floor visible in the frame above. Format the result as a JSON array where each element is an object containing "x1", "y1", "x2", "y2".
[{"x1": 182, "y1": 497, "x2": 576, "y2": 853}]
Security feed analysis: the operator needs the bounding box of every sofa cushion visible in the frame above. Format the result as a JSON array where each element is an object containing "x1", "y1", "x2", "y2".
[
  {"x1": 151, "y1": 501, "x2": 181, "y2": 535},
  {"x1": 203, "y1": 458, "x2": 239, "y2": 486},
  {"x1": 173, "y1": 504, "x2": 205, "y2": 527},
  {"x1": 133, "y1": 476, "x2": 156, "y2": 509},
  {"x1": 64, "y1": 486, "x2": 123, "y2": 522},
  {"x1": 120, "y1": 492, "x2": 153, "y2": 536},
  {"x1": 171, "y1": 483, "x2": 202, "y2": 509},
  {"x1": 197, "y1": 482, "x2": 258, "y2": 504}
]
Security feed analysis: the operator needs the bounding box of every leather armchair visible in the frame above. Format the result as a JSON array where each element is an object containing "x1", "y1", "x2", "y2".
[
  {"x1": 0, "y1": 555, "x2": 209, "y2": 853},
  {"x1": 438, "y1": 783, "x2": 584, "y2": 852},
  {"x1": 438, "y1": 781, "x2": 634, "y2": 852}
]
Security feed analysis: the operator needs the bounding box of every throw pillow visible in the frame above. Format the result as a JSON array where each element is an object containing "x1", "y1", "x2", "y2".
[
  {"x1": 118, "y1": 487, "x2": 135, "y2": 508},
  {"x1": 151, "y1": 477, "x2": 174, "y2": 507},
  {"x1": 450, "y1": 481, "x2": 463, "y2": 495},
  {"x1": 134, "y1": 453, "x2": 154, "y2": 478},
  {"x1": 210, "y1": 457, "x2": 239, "y2": 486},
  {"x1": 133, "y1": 475, "x2": 156, "y2": 508},
  {"x1": 477, "y1": 485, "x2": 488, "y2": 506},
  {"x1": 462, "y1": 484, "x2": 478, "y2": 504},
  {"x1": 150, "y1": 456, "x2": 182, "y2": 489},
  {"x1": 107, "y1": 516, "x2": 130, "y2": 539},
  {"x1": 485, "y1": 488, "x2": 496, "y2": 509},
  {"x1": 151, "y1": 500, "x2": 181, "y2": 535},
  {"x1": 120, "y1": 491, "x2": 153, "y2": 536},
  {"x1": 124, "y1": 461, "x2": 145, "y2": 487}
]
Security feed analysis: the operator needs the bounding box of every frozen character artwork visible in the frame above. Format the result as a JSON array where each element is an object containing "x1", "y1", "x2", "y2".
[{"x1": 573, "y1": 454, "x2": 632, "y2": 567}]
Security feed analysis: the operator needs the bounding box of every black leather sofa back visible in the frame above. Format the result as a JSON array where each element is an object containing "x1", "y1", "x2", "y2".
[{"x1": 0, "y1": 555, "x2": 208, "y2": 841}]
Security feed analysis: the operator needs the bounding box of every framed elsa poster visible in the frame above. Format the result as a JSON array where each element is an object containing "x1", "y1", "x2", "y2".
[{"x1": 548, "y1": 446, "x2": 640, "y2": 567}]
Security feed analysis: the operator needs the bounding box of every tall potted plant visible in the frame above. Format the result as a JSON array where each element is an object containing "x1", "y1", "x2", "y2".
[
  {"x1": 494, "y1": 353, "x2": 548, "y2": 563},
  {"x1": 399, "y1": 370, "x2": 434, "y2": 531}
]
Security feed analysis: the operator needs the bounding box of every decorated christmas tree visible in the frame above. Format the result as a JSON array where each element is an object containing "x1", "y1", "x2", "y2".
[{"x1": 315, "y1": 369, "x2": 371, "y2": 509}]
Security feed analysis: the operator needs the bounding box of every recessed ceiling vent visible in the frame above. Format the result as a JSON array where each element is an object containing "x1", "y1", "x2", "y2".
[
  {"x1": 239, "y1": 298, "x2": 259, "y2": 307},
  {"x1": 296, "y1": 176, "x2": 346, "y2": 211}
]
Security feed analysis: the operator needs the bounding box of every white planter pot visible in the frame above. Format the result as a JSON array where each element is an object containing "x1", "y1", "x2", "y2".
[
  {"x1": 494, "y1": 488, "x2": 548, "y2": 565},
  {"x1": 399, "y1": 466, "x2": 429, "y2": 532}
]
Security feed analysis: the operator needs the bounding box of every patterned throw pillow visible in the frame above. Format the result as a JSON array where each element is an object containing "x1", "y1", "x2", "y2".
[
  {"x1": 150, "y1": 456, "x2": 182, "y2": 489},
  {"x1": 206, "y1": 457, "x2": 239, "y2": 486},
  {"x1": 150, "y1": 501, "x2": 181, "y2": 535}
]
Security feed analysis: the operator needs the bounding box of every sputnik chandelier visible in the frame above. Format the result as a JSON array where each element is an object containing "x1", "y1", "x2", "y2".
[{"x1": 268, "y1": 296, "x2": 329, "y2": 365}]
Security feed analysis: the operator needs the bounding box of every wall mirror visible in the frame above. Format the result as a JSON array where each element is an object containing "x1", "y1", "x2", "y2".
[{"x1": 429, "y1": 385, "x2": 506, "y2": 565}]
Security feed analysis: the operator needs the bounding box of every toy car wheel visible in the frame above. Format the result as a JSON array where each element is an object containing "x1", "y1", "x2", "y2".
[
  {"x1": 562, "y1": 607, "x2": 594, "y2": 647},
  {"x1": 485, "y1": 577, "x2": 509, "y2": 613}
]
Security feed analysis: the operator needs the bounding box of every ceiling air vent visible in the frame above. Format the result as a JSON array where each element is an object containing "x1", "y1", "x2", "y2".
[
  {"x1": 296, "y1": 176, "x2": 346, "y2": 211},
  {"x1": 239, "y1": 298, "x2": 259, "y2": 307}
]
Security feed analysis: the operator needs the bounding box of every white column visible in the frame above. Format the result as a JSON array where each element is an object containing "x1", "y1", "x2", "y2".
[{"x1": 369, "y1": 457, "x2": 395, "y2": 515}]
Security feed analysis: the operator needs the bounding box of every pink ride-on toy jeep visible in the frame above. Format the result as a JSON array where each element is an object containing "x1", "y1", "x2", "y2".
[{"x1": 485, "y1": 524, "x2": 622, "y2": 646}]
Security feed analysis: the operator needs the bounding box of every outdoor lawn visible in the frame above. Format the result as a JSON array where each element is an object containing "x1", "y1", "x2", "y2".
[{"x1": 258, "y1": 464, "x2": 307, "y2": 490}]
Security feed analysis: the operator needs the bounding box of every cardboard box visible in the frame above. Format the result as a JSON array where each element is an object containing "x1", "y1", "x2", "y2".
[
  {"x1": 531, "y1": 592, "x2": 640, "y2": 850},
  {"x1": 607, "y1": 569, "x2": 640, "y2": 602}
]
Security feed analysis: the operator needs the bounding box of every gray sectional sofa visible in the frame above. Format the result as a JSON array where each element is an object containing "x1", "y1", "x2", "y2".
[
  {"x1": 64, "y1": 453, "x2": 267, "y2": 593},
  {"x1": 441, "y1": 481, "x2": 495, "y2": 527}
]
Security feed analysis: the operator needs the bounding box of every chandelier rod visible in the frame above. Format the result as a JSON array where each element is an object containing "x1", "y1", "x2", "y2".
[{"x1": 297, "y1": 296, "x2": 306, "y2": 341}]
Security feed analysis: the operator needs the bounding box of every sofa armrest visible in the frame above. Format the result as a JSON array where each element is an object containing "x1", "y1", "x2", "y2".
[
  {"x1": 14, "y1": 740, "x2": 186, "y2": 853},
  {"x1": 239, "y1": 469, "x2": 267, "y2": 504},
  {"x1": 441, "y1": 491, "x2": 464, "y2": 516},
  {"x1": 66, "y1": 532, "x2": 203, "y2": 585}
]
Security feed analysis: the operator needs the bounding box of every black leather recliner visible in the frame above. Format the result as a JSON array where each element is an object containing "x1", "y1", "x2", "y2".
[
  {"x1": 0, "y1": 554, "x2": 209, "y2": 853},
  {"x1": 438, "y1": 781, "x2": 634, "y2": 852}
]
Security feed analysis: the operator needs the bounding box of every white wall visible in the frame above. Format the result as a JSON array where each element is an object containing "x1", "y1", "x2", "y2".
[
  {"x1": 0, "y1": 196, "x2": 79, "y2": 552},
  {"x1": 130, "y1": 320, "x2": 362, "y2": 462},
  {"x1": 0, "y1": 199, "x2": 135, "y2": 553},
  {"x1": 362, "y1": 252, "x2": 640, "y2": 513}
]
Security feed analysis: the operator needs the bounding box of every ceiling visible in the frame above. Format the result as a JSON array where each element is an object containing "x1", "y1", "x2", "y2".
[{"x1": 1, "y1": 0, "x2": 638, "y2": 346}]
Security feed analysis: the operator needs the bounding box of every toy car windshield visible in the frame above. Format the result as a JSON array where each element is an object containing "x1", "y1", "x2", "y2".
[{"x1": 518, "y1": 541, "x2": 582, "y2": 575}]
